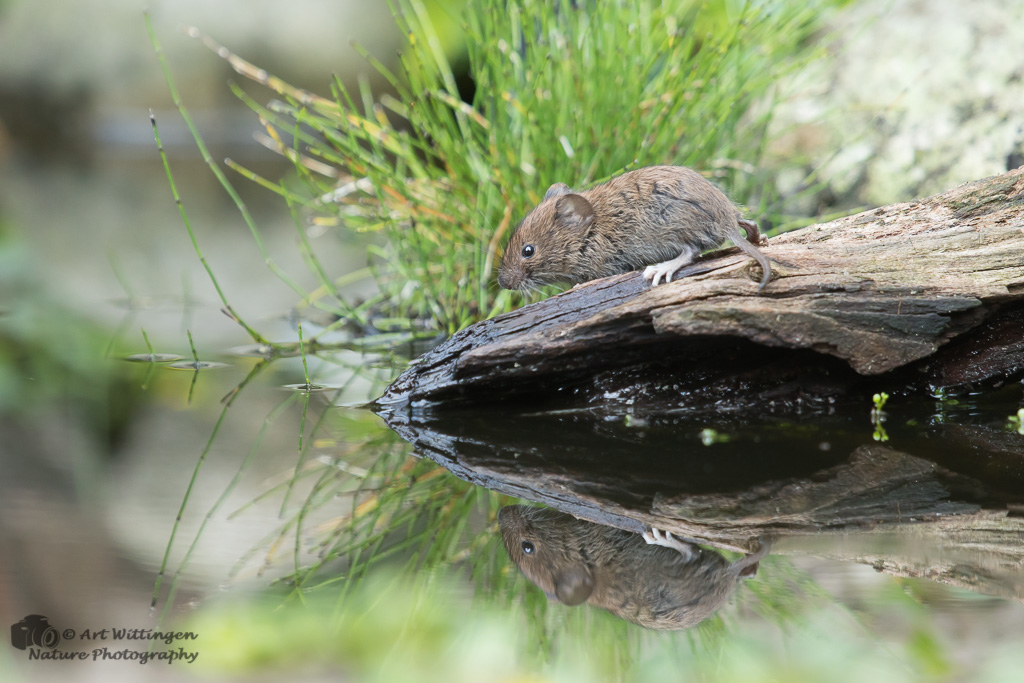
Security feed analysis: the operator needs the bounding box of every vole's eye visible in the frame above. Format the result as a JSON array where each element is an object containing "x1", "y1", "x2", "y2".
[
  {"x1": 521, "y1": 540, "x2": 535, "y2": 554},
  {"x1": 521, "y1": 244, "x2": 535, "y2": 258}
]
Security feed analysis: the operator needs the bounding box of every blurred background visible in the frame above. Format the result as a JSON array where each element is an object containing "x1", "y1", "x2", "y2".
[{"x1": 1, "y1": 0, "x2": 1023, "y2": 680}]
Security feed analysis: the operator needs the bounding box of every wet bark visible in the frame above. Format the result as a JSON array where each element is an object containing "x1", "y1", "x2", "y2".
[{"x1": 380, "y1": 169, "x2": 1024, "y2": 412}]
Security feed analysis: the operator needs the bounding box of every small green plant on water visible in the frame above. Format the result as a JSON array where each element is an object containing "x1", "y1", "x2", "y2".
[
  {"x1": 871, "y1": 391, "x2": 888, "y2": 442},
  {"x1": 699, "y1": 427, "x2": 731, "y2": 446},
  {"x1": 1008, "y1": 407, "x2": 1024, "y2": 435},
  {"x1": 872, "y1": 392, "x2": 889, "y2": 413},
  {"x1": 872, "y1": 423, "x2": 889, "y2": 442},
  {"x1": 181, "y1": 0, "x2": 834, "y2": 337}
]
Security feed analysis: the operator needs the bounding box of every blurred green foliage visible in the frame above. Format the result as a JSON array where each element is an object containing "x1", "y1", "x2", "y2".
[
  {"x1": 0, "y1": 221, "x2": 113, "y2": 416},
  {"x1": 184, "y1": 565, "x2": 1024, "y2": 682}
]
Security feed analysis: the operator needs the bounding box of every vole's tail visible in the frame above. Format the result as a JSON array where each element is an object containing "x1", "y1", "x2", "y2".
[{"x1": 732, "y1": 218, "x2": 772, "y2": 292}]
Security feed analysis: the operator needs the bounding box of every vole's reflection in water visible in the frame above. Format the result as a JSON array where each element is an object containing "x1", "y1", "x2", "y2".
[{"x1": 498, "y1": 505, "x2": 768, "y2": 630}]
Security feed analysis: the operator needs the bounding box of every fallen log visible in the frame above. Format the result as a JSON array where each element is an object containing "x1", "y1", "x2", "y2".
[{"x1": 380, "y1": 168, "x2": 1024, "y2": 411}]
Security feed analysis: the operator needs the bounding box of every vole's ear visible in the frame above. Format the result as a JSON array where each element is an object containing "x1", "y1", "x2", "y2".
[
  {"x1": 544, "y1": 182, "x2": 572, "y2": 201},
  {"x1": 554, "y1": 194, "x2": 594, "y2": 231},
  {"x1": 553, "y1": 564, "x2": 594, "y2": 605}
]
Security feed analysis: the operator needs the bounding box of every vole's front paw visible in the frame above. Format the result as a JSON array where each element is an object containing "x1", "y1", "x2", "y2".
[
  {"x1": 642, "y1": 528, "x2": 668, "y2": 545},
  {"x1": 643, "y1": 264, "x2": 676, "y2": 287},
  {"x1": 643, "y1": 528, "x2": 696, "y2": 560}
]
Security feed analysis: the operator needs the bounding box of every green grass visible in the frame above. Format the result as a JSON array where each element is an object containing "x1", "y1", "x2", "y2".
[{"x1": 192, "y1": 0, "x2": 834, "y2": 336}]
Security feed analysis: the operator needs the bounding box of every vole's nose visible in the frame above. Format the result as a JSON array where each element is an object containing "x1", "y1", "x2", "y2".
[{"x1": 497, "y1": 269, "x2": 517, "y2": 290}]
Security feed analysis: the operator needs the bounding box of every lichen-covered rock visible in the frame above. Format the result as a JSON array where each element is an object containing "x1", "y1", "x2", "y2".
[{"x1": 771, "y1": 0, "x2": 1024, "y2": 210}]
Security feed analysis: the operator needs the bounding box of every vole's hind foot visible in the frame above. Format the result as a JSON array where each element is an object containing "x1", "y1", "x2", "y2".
[
  {"x1": 738, "y1": 218, "x2": 768, "y2": 246},
  {"x1": 642, "y1": 246, "x2": 700, "y2": 286},
  {"x1": 642, "y1": 528, "x2": 696, "y2": 560}
]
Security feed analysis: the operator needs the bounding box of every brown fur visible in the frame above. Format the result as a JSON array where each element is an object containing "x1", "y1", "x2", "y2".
[
  {"x1": 497, "y1": 165, "x2": 771, "y2": 291},
  {"x1": 498, "y1": 505, "x2": 768, "y2": 630}
]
